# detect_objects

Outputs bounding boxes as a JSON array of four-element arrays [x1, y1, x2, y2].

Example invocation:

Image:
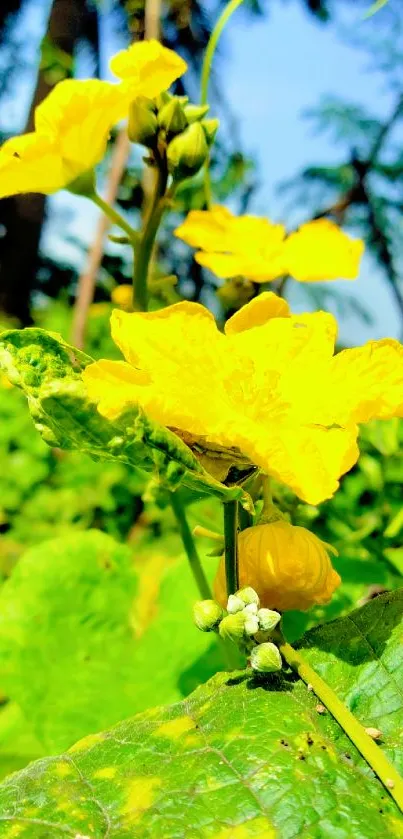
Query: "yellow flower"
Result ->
[[214, 521, 341, 612], [111, 284, 133, 311], [0, 41, 187, 199], [174, 206, 364, 283], [110, 39, 187, 99], [0, 80, 125, 198], [82, 292, 403, 505]]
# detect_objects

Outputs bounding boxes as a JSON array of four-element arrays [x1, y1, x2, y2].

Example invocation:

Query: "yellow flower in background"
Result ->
[[82, 291, 403, 505], [283, 219, 364, 281], [111, 284, 133, 311], [110, 39, 187, 99], [214, 522, 341, 611], [174, 206, 364, 283], [0, 41, 187, 200]]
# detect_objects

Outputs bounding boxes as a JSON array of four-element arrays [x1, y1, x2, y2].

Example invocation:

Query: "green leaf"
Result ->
[[296, 589, 403, 771], [0, 592, 402, 837], [0, 328, 253, 509], [0, 529, 224, 753]]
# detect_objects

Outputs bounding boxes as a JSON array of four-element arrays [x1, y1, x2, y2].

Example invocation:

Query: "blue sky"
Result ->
[[8, 0, 401, 345], [217, 1, 401, 344]]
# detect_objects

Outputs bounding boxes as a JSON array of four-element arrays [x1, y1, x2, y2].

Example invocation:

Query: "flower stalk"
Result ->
[[280, 639, 403, 812], [132, 151, 169, 312], [91, 192, 138, 244], [223, 500, 239, 596], [171, 492, 212, 600]]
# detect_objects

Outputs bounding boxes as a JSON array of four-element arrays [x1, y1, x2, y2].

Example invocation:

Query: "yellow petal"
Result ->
[[243, 420, 359, 505], [83, 360, 149, 420], [89, 304, 242, 443], [109, 40, 187, 98], [284, 219, 364, 282], [225, 292, 290, 335], [175, 206, 235, 251], [329, 339, 403, 423], [0, 133, 65, 197], [35, 79, 124, 178], [176, 206, 287, 282]]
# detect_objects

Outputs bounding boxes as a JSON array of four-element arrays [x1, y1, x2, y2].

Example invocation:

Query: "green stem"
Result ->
[[171, 492, 212, 600], [223, 501, 239, 596], [200, 0, 245, 208], [280, 640, 403, 812], [238, 504, 253, 532], [261, 475, 273, 515], [132, 156, 169, 312], [91, 193, 138, 244], [200, 0, 245, 106]]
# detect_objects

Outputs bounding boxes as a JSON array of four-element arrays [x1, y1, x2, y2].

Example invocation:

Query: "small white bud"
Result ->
[[257, 608, 281, 632], [244, 603, 258, 616], [236, 587, 260, 608], [227, 594, 245, 614], [244, 616, 260, 636], [251, 642, 282, 674]]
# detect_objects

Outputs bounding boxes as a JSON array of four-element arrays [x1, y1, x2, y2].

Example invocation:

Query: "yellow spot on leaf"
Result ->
[[154, 715, 196, 740], [3, 825, 24, 838], [212, 817, 276, 838], [224, 726, 243, 743], [121, 776, 161, 826], [53, 761, 73, 777], [93, 766, 117, 780], [68, 731, 105, 753]]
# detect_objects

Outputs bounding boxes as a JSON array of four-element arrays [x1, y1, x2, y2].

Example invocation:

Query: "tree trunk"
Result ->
[[0, 0, 85, 324]]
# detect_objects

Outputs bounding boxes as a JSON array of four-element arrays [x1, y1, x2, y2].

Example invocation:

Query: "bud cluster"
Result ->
[[128, 91, 219, 182], [193, 586, 282, 675]]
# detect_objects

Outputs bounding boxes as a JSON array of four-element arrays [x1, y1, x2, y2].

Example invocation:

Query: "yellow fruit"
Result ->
[[214, 521, 340, 612]]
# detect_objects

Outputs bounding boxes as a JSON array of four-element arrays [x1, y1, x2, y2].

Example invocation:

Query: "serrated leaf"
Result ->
[[0, 592, 402, 837], [0, 530, 224, 753], [0, 328, 253, 509]]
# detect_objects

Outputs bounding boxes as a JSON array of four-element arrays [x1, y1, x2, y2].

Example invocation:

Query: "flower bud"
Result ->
[[183, 103, 210, 123], [167, 122, 209, 181], [227, 594, 244, 614], [111, 284, 132, 311], [251, 642, 282, 674], [218, 611, 246, 644], [128, 97, 158, 147], [236, 587, 259, 608], [214, 521, 340, 612], [257, 608, 281, 632], [193, 599, 224, 632], [158, 98, 187, 136], [244, 615, 259, 636], [201, 118, 219, 145], [244, 602, 258, 616], [155, 91, 171, 110]]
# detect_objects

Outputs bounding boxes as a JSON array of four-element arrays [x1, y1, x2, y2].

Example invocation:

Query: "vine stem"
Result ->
[[200, 0, 245, 207], [132, 154, 169, 311], [280, 640, 403, 812], [223, 500, 239, 596], [171, 493, 212, 600]]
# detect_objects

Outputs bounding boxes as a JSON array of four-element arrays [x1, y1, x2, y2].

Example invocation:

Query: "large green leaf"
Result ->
[[0, 328, 253, 508], [0, 592, 402, 837], [0, 529, 224, 753]]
